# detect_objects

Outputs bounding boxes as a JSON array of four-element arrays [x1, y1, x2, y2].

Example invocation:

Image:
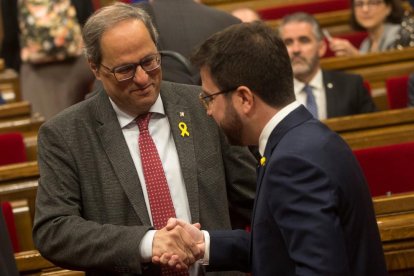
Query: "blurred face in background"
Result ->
[[279, 21, 326, 82], [353, 0, 391, 31]]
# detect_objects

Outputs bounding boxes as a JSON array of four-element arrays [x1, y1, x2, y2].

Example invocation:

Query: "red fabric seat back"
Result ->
[[353, 142, 414, 197], [386, 75, 409, 109], [0, 132, 27, 166], [324, 31, 368, 58], [363, 80, 372, 96], [257, 0, 349, 20], [1, 202, 20, 252]]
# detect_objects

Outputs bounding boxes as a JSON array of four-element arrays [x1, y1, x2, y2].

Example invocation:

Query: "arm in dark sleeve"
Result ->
[[208, 229, 250, 272]]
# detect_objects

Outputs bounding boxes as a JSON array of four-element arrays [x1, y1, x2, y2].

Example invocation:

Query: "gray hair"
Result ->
[[278, 12, 323, 42], [82, 2, 159, 66]]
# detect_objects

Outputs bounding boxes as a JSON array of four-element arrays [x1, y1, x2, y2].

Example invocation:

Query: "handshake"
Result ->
[[152, 218, 206, 271]]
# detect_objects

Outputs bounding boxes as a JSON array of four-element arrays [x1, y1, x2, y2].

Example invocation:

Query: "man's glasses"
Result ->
[[354, 0, 384, 9], [100, 53, 161, 82], [199, 87, 238, 109]]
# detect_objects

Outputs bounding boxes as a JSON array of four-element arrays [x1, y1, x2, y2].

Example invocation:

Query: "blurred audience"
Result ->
[[231, 7, 261, 22], [328, 0, 404, 56], [278, 12, 376, 119]]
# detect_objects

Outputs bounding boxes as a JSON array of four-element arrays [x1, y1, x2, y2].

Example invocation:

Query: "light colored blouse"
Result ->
[[359, 23, 401, 53]]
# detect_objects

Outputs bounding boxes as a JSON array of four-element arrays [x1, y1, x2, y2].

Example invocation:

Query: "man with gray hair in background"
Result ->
[[278, 12, 377, 119]]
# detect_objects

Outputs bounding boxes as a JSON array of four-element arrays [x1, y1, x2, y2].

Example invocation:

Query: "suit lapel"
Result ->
[[252, 106, 313, 221], [94, 91, 151, 225], [323, 70, 339, 118], [160, 82, 200, 223]]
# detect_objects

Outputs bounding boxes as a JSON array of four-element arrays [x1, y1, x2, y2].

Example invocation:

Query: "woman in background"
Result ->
[[328, 0, 404, 56]]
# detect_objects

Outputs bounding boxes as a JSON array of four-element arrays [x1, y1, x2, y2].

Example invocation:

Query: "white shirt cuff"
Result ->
[[139, 229, 156, 262], [198, 230, 210, 265]]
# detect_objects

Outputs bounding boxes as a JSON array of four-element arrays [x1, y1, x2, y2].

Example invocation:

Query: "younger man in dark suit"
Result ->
[[156, 21, 386, 275], [278, 12, 377, 119]]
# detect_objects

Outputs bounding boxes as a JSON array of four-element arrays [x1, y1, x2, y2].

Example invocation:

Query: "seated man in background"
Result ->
[[278, 12, 377, 119]]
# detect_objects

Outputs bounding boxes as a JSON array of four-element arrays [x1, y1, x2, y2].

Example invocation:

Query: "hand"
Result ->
[[153, 218, 205, 270], [152, 222, 202, 270], [328, 38, 360, 57]]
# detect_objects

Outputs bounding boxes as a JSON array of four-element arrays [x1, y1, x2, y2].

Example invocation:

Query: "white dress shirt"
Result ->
[[110, 95, 203, 274], [293, 69, 327, 120]]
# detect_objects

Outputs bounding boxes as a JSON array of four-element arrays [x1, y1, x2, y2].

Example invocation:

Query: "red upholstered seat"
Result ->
[[363, 80, 372, 96], [0, 132, 27, 166], [353, 142, 414, 197], [1, 202, 20, 252], [324, 31, 368, 58], [257, 0, 349, 20], [386, 75, 409, 109]]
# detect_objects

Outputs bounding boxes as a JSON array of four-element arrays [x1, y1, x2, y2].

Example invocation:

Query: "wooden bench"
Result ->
[[374, 192, 414, 273], [323, 108, 414, 150], [0, 115, 45, 137], [24, 134, 38, 162], [15, 250, 85, 275], [0, 101, 32, 122], [9, 199, 35, 251], [320, 47, 414, 110], [0, 68, 20, 102]]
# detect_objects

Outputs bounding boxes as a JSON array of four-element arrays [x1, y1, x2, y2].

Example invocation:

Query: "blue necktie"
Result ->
[[304, 85, 318, 119]]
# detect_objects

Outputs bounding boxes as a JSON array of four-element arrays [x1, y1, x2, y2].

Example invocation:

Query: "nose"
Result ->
[[206, 106, 213, 117], [290, 41, 301, 54], [133, 66, 149, 84]]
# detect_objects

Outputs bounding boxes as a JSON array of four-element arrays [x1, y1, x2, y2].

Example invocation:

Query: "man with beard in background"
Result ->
[[278, 12, 377, 119]]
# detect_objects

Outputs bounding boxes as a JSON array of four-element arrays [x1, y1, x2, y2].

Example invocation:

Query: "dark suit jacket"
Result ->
[[323, 70, 376, 118], [148, 0, 240, 84], [209, 106, 387, 275], [151, 0, 240, 58], [33, 81, 256, 276]]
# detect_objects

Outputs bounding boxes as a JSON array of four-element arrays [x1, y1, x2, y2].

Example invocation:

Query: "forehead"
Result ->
[[280, 21, 315, 39], [100, 19, 156, 62], [200, 66, 218, 91]]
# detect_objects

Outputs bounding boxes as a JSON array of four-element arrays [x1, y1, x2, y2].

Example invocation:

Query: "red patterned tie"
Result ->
[[136, 113, 190, 276]]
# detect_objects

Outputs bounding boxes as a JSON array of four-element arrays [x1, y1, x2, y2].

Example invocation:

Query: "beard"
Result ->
[[290, 54, 319, 80], [219, 102, 244, 146]]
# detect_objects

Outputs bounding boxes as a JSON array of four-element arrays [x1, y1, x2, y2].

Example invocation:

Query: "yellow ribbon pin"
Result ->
[[179, 122, 190, 137], [260, 157, 266, 166]]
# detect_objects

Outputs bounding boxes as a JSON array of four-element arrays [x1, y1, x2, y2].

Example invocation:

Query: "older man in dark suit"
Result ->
[[32, 3, 256, 276], [278, 12, 377, 119]]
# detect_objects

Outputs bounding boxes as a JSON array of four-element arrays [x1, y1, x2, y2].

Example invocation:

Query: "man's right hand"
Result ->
[[153, 218, 205, 270]]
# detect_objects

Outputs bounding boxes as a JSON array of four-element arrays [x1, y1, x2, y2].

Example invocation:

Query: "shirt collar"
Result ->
[[258, 100, 301, 156], [294, 69, 323, 96], [109, 94, 165, 128]]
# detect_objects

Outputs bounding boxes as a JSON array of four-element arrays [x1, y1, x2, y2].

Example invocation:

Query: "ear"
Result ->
[[233, 86, 255, 115], [318, 39, 327, 58], [89, 60, 101, 80]]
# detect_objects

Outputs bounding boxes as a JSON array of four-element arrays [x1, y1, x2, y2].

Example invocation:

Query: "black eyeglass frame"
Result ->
[[100, 53, 161, 82], [199, 87, 239, 109], [354, 0, 384, 8]]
